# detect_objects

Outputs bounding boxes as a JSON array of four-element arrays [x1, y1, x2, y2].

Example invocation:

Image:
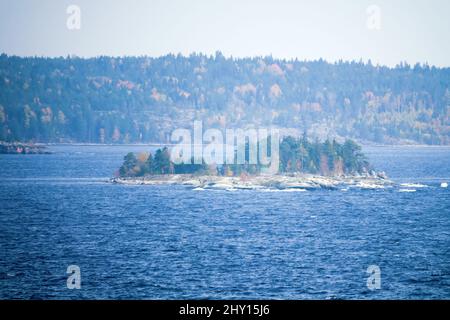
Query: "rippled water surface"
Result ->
[[0, 145, 449, 299]]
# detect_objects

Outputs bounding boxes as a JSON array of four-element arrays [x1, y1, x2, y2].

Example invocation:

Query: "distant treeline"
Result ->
[[118, 136, 370, 177], [1, 53, 449, 144]]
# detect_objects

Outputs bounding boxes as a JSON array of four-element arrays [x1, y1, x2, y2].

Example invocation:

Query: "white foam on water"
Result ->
[[441, 182, 448, 188], [210, 183, 233, 189], [400, 183, 428, 188], [399, 189, 416, 193], [260, 188, 307, 192], [355, 182, 386, 189], [193, 187, 205, 191], [233, 185, 264, 190]]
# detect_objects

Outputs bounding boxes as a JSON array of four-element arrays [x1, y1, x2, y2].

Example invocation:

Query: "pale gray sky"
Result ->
[[0, 0, 449, 67]]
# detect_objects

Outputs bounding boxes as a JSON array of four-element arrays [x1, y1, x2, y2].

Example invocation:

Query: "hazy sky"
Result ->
[[0, 0, 449, 67]]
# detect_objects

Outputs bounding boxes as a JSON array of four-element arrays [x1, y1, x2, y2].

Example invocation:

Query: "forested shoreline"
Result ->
[[118, 136, 373, 177], [1, 53, 449, 145]]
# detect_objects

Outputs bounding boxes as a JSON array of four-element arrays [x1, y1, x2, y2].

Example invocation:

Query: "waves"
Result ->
[[259, 188, 307, 192], [188, 181, 441, 193], [400, 183, 428, 188]]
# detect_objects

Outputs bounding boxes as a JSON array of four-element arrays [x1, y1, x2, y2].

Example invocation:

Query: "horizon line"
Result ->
[[1, 52, 448, 70]]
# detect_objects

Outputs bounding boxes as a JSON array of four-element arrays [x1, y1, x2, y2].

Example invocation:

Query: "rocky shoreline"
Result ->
[[110, 172, 392, 190], [0, 142, 50, 154]]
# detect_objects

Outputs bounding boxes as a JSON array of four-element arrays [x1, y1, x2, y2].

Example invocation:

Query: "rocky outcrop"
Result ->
[[111, 173, 392, 191], [0, 142, 50, 154]]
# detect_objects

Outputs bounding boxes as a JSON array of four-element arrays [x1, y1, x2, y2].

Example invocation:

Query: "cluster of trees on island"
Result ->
[[118, 136, 370, 177], [1, 53, 449, 145]]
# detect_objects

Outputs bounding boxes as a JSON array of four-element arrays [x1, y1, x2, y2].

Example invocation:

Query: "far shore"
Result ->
[[38, 142, 450, 148], [111, 173, 393, 191]]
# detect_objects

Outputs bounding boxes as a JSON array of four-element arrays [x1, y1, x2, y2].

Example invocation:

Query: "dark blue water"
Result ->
[[0, 145, 449, 299]]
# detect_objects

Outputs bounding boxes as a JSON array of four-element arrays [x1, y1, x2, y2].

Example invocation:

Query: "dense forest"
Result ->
[[0, 53, 449, 144], [118, 136, 370, 177]]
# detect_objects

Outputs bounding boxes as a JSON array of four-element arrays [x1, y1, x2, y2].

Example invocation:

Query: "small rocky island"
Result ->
[[112, 136, 390, 190], [0, 142, 50, 154]]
